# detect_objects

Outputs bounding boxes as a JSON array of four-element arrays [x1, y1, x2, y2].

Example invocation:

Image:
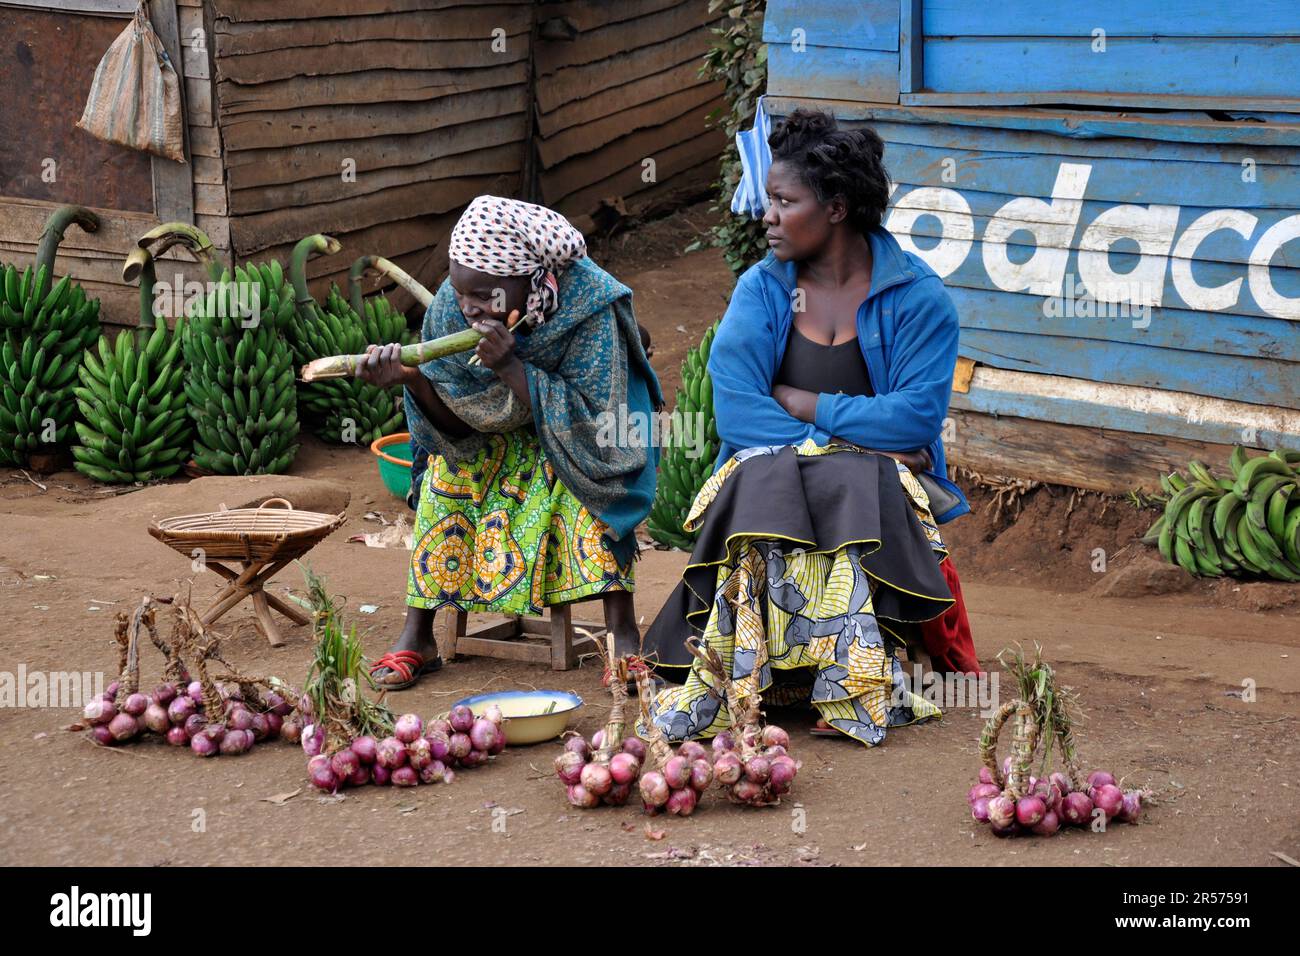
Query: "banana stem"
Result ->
[[348, 255, 380, 318], [35, 205, 100, 287], [135, 222, 222, 281], [300, 328, 482, 382], [290, 234, 342, 313], [123, 247, 159, 332]]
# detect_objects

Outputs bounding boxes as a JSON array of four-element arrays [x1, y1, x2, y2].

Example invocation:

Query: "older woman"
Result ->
[[359, 196, 661, 687], [642, 110, 978, 746]]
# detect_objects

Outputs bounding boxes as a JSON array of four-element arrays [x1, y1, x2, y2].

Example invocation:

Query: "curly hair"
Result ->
[[768, 109, 891, 233]]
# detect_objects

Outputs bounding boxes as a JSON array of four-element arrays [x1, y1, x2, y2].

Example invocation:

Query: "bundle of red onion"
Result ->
[[555, 653, 642, 808], [629, 668, 710, 815], [970, 646, 1151, 838], [307, 706, 506, 792]]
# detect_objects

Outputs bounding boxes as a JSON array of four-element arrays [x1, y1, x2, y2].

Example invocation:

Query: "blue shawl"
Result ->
[[404, 257, 663, 565]]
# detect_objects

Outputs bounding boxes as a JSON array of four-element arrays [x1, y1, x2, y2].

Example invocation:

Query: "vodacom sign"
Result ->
[[886, 162, 1300, 321]]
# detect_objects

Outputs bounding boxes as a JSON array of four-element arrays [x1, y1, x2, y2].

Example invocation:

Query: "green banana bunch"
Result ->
[[646, 320, 719, 551], [178, 232, 300, 476], [71, 248, 191, 483], [1143, 446, 1300, 581], [286, 241, 412, 446], [0, 206, 102, 466]]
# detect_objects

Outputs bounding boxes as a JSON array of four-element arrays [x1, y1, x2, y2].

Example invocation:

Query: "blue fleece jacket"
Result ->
[[707, 227, 970, 523]]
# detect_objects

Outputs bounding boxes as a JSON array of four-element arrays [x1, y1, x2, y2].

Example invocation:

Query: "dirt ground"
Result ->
[[1, 207, 1297, 868]]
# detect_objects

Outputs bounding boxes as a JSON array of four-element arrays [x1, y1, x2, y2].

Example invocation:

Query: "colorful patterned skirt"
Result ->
[[640, 440, 953, 747], [407, 429, 633, 615]]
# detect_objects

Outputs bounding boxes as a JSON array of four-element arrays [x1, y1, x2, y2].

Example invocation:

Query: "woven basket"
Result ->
[[147, 498, 346, 563]]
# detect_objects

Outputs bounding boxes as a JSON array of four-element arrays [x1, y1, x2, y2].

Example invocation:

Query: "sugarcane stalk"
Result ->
[[35, 205, 99, 284], [299, 327, 483, 381]]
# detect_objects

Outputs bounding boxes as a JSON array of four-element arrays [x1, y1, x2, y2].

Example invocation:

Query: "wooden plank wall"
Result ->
[[533, 0, 725, 231], [207, 0, 534, 301]]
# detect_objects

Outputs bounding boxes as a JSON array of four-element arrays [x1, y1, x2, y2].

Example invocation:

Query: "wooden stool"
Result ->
[[443, 599, 606, 671], [148, 498, 346, 647]]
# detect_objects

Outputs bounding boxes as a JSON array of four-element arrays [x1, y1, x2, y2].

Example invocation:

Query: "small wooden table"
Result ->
[[444, 601, 605, 671]]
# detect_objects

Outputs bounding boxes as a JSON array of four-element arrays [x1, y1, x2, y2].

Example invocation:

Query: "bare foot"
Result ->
[[603, 590, 641, 658], [371, 605, 441, 686]]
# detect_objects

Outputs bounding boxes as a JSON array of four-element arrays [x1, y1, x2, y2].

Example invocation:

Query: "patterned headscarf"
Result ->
[[448, 195, 587, 327]]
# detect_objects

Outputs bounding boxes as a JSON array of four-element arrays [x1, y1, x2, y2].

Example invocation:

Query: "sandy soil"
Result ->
[[1, 209, 1297, 868]]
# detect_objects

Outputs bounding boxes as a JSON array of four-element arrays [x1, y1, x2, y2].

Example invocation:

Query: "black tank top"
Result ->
[[775, 326, 874, 397]]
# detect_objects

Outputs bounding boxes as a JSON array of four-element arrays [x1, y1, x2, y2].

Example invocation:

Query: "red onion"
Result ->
[[990, 819, 1019, 838], [459, 749, 488, 768], [968, 783, 1001, 805], [376, 737, 408, 769], [486, 726, 506, 756], [447, 733, 472, 761], [249, 713, 269, 741], [484, 703, 504, 725], [347, 764, 370, 787], [1015, 795, 1046, 827], [580, 761, 613, 796], [301, 722, 324, 757], [639, 771, 669, 808], [763, 744, 788, 758], [555, 750, 586, 785], [469, 717, 497, 752], [266, 692, 292, 717], [220, 730, 251, 755], [395, 713, 424, 744], [987, 795, 1016, 829], [90, 725, 115, 746], [425, 731, 450, 763], [167, 696, 195, 725], [609, 752, 640, 786], [122, 693, 148, 717], [666, 787, 697, 816], [391, 766, 419, 787], [971, 797, 992, 823], [165, 726, 188, 747], [419, 760, 449, 785], [331, 749, 360, 779], [679, 741, 708, 763], [106, 680, 121, 698], [280, 718, 302, 744], [712, 731, 735, 753], [689, 758, 714, 792], [1092, 784, 1123, 820], [183, 713, 205, 740], [187, 681, 204, 703], [152, 684, 177, 707], [621, 737, 647, 762], [227, 707, 254, 732], [83, 698, 116, 726], [663, 755, 691, 790], [200, 723, 226, 745], [351, 735, 378, 765], [264, 712, 283, 739], [406, 737, 433, 771], [714, 752, 743, 785], [143, 703, 170, 734], [308, 755, 337, 791], [448, 705, 474, 734], [1087, 770, 1116, 790], [567, 784, 600, 808], [978, 766, 996, 786], [732, 778, 764, 804], [1116, 790, 1144, 824], [743, 755, 771, 784], [591, 729, 606, 750], [761, 725, 790, 749], [769, 755, 798, 794], [371, 764, 391, 786], [190, 734, 218, 757], [108, 713, 139, 741], [1061, 791, 1094, 826], [1030, 809, 1061, 836], [1049, 772, 1072, 795], [563, 735, 591, 759], [428, 718, 453, 737], [442, 767, 456, 785], [604, 782, 632, 806]]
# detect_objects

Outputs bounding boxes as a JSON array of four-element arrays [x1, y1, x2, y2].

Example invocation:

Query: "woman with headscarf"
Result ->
[[640, 110, 978, 747], [357, 196, 662, 688]]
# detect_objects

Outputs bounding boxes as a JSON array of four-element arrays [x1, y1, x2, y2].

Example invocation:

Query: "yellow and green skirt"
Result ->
[[407, 429, 633, 615], [640, 440, 953, 746]]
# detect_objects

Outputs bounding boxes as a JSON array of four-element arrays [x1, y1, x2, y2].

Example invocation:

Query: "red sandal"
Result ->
[[603, 655, 651, 690], [369, 649, 442, 690]]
